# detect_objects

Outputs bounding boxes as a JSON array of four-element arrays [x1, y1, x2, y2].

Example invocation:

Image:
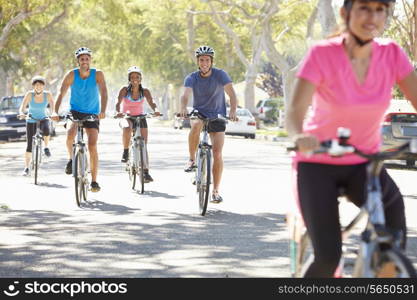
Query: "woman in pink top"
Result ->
[[115, 66, 160, 182], [286, 0, 417, 277]]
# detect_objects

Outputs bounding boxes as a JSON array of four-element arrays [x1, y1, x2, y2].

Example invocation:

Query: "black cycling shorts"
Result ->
[[70, 110, 100, 131], [207, 119, 226, 133], [128, 117, 148, 129], [26, 120, 50, 152]]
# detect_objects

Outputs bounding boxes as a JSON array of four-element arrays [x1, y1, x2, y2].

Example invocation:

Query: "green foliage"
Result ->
[[0, 0, 328, 99]]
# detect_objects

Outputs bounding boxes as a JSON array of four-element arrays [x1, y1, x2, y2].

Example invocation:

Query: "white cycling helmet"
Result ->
[[31, 75, 46, 85], [75, 47, 92, 58], [195, 45, 215, 58], [127, 66, 142, 76]]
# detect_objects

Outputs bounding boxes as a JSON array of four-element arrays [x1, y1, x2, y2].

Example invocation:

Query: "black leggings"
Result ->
[[297, 162, 406, 278], [26, 120, 50, 152]]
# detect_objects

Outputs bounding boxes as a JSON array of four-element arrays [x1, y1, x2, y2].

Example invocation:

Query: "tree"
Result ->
[[390, 0, 417, 62]]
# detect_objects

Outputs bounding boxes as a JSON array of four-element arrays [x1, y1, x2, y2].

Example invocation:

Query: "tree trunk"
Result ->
[[414, 0, 417, 61], [317, 0, 337, 38], [0, 67, 7, 98]]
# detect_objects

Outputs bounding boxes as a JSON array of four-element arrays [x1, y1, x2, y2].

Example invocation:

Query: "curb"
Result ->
[[256, 134, 289, 144]]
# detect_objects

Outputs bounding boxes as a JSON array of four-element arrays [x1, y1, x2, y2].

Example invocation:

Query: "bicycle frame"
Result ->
[[196, 119, 212, 187], [72, 119, 88, 178], [288, 128, 416, 277], [130, 116, 148, 171]]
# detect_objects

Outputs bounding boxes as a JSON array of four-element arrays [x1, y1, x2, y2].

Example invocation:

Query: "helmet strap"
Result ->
[[351, 32, 373, 47]]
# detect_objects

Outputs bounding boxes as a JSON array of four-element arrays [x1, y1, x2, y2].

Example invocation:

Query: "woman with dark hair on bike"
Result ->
[[286, 0, 417, 277], [115, 66, 160, 183], [18, 76, 54, 176]]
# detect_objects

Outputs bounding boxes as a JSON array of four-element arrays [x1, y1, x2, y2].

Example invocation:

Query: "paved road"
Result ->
[[0, 119, 416, 277]]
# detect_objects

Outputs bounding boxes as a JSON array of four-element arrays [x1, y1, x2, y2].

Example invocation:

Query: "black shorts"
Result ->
[[207, 119, 226, 133], [70, 110, 100, 131], [128, 117, 148, 129], [26, 120, 50, 152]]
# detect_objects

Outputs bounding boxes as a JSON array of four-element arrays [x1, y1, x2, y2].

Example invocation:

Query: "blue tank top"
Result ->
[[70, 68, 100, 114], [27, 92, 48, 123]]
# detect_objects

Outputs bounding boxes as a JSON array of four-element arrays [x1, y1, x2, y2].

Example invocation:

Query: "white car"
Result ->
[[226, 108, 256, 139]]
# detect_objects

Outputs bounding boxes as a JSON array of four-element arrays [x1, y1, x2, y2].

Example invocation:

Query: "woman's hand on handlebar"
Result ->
[[292, 133, 320, 153]]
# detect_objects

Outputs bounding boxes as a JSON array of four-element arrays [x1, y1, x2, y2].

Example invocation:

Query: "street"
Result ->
[[0, 119, 416, 277]]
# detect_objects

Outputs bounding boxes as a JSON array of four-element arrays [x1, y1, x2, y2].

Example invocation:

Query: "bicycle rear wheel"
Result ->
[[198, 150, 211, 216], [374, 248, 417, 278]]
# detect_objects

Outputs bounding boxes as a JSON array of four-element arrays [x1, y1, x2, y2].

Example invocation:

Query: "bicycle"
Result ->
[[116, 113, 161, 194], [185, 110, 228, 216], [287, 127, 417, 278], [62, 113, 98, 207], [19, 114, 50, 185]]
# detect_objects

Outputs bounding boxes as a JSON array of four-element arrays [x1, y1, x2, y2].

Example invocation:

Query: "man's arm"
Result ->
[[53, 71, 73, 119], [180, 87, 192, 117], [96, 70, 108, 119], [224, 83, 238, 121]]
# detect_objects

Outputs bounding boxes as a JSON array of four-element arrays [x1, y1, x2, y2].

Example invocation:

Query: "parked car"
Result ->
[[0, 95, 26, 141], [173, 107, 192, 129], [226, 108, 256, 139], [381, 110, 417, 166], [256, 98, 280, 122]]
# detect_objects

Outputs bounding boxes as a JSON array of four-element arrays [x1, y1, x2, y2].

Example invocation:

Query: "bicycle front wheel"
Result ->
[[33, 141, 39, 185], [129, 145, 136, 190], [138, 142, 145, 194], [74, 152, 87, 207], [374, 248, 417, 278], [198, 150, 211, 216]]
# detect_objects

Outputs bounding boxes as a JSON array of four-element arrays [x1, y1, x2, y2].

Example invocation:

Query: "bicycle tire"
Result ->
[[138, 141, 145, 194], [74, 152, 87, 207], [374, 248, 417, 278], [129, 145, 136, 190], [198, 150, 211, 216], [34, 141, 39, 185], [81, 152, 88, 201]]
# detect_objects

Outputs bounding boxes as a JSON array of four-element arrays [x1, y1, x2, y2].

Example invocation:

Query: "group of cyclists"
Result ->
[[15, 0, 417, 277], [18, 43, 238, 201]]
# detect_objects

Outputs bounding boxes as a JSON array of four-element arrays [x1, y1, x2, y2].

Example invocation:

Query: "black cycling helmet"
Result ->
[[343, 0, 395, 7]]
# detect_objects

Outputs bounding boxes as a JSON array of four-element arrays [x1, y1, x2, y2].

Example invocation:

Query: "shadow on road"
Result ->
[[80, 200, 141, 215], [0, 209, 289, 277]]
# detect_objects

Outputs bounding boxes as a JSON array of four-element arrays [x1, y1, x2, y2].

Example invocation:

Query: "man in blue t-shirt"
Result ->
[[180, 45, 238, 203], [53, 47, 108, 192]]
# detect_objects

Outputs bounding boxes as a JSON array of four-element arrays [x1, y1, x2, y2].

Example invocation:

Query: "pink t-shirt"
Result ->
[[295, 35, 414, 165], [121, 92, 145, 115]]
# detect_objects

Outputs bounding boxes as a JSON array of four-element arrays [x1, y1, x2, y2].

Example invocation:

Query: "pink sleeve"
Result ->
[[296, 46, 323, 86], [393, 44, 414, 83]]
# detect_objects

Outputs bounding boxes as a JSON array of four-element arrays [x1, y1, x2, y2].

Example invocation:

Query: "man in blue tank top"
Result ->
[[53, 47, 108, 192], [180, 45, 238, 203]]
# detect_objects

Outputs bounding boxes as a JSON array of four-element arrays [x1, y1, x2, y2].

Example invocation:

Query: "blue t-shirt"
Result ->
[[184, 67, 232, 118]]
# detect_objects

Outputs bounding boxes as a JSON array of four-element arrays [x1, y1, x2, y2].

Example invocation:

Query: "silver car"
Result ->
[[381, 111, 417, 166]]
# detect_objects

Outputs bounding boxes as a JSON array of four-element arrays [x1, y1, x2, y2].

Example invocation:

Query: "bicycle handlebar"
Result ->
[[113, 112, 163, 119], [18, 113, 50, 122], [287, 127, 417, 162], [60, 113, 98, 123]]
